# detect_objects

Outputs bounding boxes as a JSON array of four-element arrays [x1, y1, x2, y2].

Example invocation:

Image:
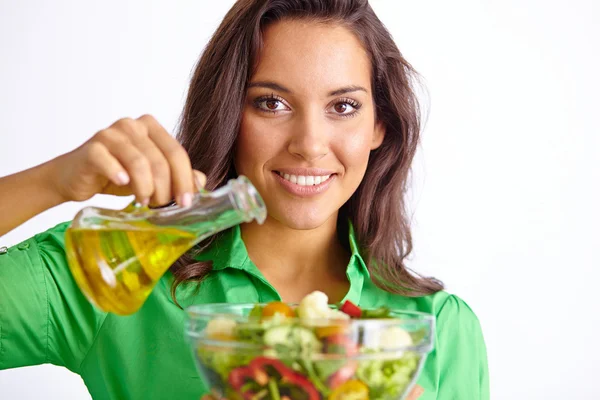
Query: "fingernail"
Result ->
[[180, 192, 192, 207], [116, 171, 130, 185], [140, 197, 150, 206]]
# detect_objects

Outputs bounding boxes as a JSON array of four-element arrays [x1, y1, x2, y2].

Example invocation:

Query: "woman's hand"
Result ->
[[0, 114, 206, 236], [406, 384, 425, 399], [51, 114, 205, 207]]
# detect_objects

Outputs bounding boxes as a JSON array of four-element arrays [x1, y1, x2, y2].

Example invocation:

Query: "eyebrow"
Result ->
[[247, 81, 368, 96], [328, 85, 368, 96], [247, 81, 291, 93]]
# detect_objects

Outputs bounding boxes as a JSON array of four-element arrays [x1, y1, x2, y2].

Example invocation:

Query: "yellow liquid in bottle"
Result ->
[[65, 222, 197, 315]]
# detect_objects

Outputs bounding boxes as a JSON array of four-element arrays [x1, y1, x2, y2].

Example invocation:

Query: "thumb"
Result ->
[[193, 170, 207, 192], [406, 384, 424, 400]]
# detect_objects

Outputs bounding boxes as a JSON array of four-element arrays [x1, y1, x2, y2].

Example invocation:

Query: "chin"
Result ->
[[271, 209, 335, 231]]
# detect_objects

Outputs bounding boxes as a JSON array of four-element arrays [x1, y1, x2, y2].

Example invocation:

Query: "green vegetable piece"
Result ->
[[251, 388, 268, 400], [314, 359, 345, 382], [263, 325, 322, 358], [249, 304, 263, 319], [360, 306, 391, 319], [197, 348, 254, 382], [299, 358, 331, 396], [356, 350, 421, 399], [235, 322, 266, 343], [267, 378, 281, 400]]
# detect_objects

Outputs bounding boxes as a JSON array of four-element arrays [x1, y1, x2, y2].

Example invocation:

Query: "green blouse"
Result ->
[[0, 221, 489, 399]]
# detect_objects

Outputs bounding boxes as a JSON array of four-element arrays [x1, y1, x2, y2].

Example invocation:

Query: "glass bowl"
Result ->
[[185, 303, 435, 400]]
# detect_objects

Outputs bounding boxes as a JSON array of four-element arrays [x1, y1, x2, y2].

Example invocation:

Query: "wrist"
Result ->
[[31, 158, 69, 208]]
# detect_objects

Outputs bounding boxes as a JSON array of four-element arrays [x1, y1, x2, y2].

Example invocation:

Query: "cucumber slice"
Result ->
[[263, 325, 321, 353]]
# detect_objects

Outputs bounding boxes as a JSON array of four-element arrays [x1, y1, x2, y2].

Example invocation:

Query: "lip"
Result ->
[[274, 167, 336, 176], [272, 171, 336, 197]]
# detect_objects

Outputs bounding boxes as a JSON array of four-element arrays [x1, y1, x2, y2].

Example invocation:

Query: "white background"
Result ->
[[1, 0, 598, 399]]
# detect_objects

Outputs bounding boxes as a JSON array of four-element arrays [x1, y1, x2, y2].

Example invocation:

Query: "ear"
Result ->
[[370, 121, 386, 150]]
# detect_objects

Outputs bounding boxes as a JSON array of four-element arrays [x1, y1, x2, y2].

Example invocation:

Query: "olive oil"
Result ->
[[65, 176, 266, 315], [66, 223, 196, 315]]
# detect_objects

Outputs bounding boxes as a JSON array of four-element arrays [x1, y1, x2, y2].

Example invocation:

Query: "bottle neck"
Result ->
[[148, 176, 266, 238]]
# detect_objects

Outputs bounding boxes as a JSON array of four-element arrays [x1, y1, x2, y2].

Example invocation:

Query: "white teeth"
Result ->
[[278, 172, 331, 186]]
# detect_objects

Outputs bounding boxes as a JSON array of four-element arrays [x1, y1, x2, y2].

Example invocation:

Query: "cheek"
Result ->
[[235, 112, 279, 175], [335, 128, 375, 173]]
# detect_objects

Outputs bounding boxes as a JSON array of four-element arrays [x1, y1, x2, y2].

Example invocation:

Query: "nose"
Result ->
[[287, 110, 329, 162]]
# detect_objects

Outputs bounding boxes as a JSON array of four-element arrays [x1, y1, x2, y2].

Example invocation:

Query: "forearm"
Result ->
[[0, 160, 65, 237]]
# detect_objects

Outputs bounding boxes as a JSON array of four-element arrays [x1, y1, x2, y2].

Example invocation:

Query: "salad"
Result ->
[[189, 291, 431, 400]]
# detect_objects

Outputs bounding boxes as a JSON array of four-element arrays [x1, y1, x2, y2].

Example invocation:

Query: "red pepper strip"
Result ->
[[250, 357, 320, 400], [228, 366, 259, 400], [340, 300, 362, 318]]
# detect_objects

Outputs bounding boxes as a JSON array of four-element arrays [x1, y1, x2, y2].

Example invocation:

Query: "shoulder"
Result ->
[[411, 291, 483, 337], [367, 288, 490, 397], [364, 276, 478, 315], [0, 221, 71, 265], [361, 280, 452, 315], [432, 293, 484, 342], [4, 221, 72, 255], [34, 220, 71, 243], [21, 221, 72, 262], [429, 294, 489, 398], [434, 293, 482, 326], [364, 285, 484, 337]]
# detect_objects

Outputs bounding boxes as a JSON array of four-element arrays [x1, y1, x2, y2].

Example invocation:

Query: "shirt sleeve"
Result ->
[[0, 222, 106, 374], [435, 294, 490, 400]]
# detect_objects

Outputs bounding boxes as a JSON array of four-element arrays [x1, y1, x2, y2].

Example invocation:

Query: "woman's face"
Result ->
[[235, 20, 384, 230]]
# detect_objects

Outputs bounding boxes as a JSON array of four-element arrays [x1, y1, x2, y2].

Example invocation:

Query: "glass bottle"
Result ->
[[65, 176, 266, 315]]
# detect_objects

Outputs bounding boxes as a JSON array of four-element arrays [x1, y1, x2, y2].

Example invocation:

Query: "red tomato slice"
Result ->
[[340, 300, 362, 318]]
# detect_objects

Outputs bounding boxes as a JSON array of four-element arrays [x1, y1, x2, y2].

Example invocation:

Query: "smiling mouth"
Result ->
[[274, 171, 335, 186]]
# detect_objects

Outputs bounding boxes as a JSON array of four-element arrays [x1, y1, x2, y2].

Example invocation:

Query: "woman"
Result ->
[[0, 0, 489, 399]]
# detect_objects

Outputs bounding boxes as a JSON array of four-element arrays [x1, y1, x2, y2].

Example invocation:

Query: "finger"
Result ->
[[193, 170, 207, 192], [98, 128, 154, 204], [112, 118, 172, 205], [406, 384, 424, 400], [126, 128, 173, 206], [85, 142, 130, 188], [138, 114, 194, 206]]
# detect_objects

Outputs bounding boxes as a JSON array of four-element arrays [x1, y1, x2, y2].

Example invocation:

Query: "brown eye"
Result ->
[[254, 97, 288, 113], [334, 103, 349, 114], [265, 99, 280, 110], [329, 100, 360, 117]]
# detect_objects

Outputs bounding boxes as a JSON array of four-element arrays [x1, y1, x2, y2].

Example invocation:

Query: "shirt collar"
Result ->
[[193, 221, 370, 304], [343, 221, 369, 304], [193, 227, 252, 271]]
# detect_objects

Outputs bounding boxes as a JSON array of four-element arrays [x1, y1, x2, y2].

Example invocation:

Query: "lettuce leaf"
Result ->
[[356, 351, 420, 399]]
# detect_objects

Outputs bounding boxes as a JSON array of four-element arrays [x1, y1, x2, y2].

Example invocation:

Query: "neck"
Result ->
[[240, 214, 351, 301]]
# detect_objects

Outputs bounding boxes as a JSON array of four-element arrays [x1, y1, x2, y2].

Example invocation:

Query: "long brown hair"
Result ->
[[171, 0, 443, 300]]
